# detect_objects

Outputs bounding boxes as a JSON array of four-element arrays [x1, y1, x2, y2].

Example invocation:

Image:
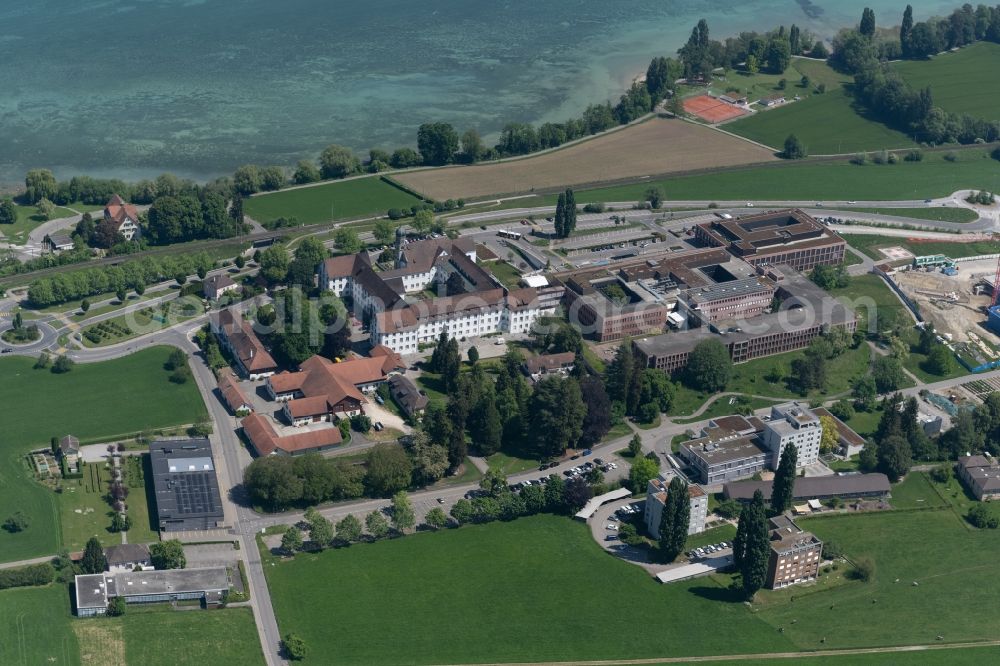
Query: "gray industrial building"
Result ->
[[75, 567, 230, 616], [150, 438, 225, 532]]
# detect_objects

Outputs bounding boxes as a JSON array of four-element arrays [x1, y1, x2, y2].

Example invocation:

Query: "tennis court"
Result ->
[[683, 94, 748, 123]]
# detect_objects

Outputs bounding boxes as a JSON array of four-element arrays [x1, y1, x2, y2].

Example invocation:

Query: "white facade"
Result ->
[[761, 402, 822, 468], [644, 475, 709, 537]]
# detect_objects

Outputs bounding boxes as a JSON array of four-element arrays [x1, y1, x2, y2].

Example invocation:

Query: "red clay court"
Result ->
[[683, 94, 748, 123]]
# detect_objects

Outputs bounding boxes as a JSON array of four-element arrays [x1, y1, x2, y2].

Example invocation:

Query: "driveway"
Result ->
[[588, 499, 662, 574]]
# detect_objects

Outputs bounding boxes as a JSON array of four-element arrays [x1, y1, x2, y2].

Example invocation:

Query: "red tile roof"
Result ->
[[369, 344, 405, 374], [217, 371, 252, 414], [212, 309, 277, 373], [285, 395, 330, 419], [241, 413, 342, 456], [104, 194, 140, 227]]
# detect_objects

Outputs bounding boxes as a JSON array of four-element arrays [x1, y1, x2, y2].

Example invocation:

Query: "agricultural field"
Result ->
[[0, 347, 206, 562], [894, 41, 1000, 120], [395, 117, 777, 200], [572, 149, 1000, 204], [243, 176, 422, 225], [73, 607, 264, 666], [0, 585, 79, 666], [841, 234, 1000, 261]]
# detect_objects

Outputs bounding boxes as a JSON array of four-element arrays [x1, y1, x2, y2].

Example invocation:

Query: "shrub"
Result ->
[[904, 149, 924, 162], [582, 203, 605, 213], [822, 540, 843, 560], [967, 503, 999, 529], [0, 563, 55, 590], [107, 596, 127, 616], [853, 556, 875, 582], [284, 634, 307, 661], [943, 151, 958, 162]]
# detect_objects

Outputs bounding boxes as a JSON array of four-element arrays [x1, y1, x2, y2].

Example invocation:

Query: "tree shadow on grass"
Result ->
[[688, 582, 746, 604]]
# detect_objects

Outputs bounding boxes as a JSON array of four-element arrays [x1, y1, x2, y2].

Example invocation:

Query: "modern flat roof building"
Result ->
[[74, 567, 230, 616], [634, 265, 857, 374], [149, 439, 225, 532], [693, 209, 846, 272]]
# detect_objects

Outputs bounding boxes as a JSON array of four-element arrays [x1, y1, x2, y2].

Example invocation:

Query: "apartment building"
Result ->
[[644, 475, 709, 537], [760, 401, 822, 467], [678, 415, 770, 485], [766, 515, 823, 589]]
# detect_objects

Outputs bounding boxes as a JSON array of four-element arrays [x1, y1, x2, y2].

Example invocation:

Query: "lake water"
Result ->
[[0, 0, 954, 186]]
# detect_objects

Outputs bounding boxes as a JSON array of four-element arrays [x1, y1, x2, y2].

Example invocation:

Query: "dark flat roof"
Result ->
[[150, 439, 225, 529]]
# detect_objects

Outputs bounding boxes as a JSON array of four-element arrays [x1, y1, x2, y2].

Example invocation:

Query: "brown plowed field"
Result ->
[[394, 117, 777, 200]]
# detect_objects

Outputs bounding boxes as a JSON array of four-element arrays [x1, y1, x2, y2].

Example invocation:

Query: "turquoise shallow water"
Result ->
[[0, 0, 953, 185]]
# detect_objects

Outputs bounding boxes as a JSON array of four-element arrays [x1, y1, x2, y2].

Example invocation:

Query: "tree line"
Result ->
[[26, 251, 216, 307]]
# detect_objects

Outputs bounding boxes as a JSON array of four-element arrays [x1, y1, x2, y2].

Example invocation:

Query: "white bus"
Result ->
[[497, 229, 522, 240]]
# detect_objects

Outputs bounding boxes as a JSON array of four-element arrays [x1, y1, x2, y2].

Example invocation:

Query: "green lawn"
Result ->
[[573, 150, 1000, 203], [670, 343, 871, 418], [0, 347, 207, 562], [244, 176, 422, 225], [757, 507, 1000, 649], [0, 202, 97, 245], [684, 523, 736, 550], [727, 87, 917, 155], [662, 646, 1000, 665], [840, 206, 978, 223], [486, 450, 539, 475], [842, 233, 1000, 261], [894, 42, 1000, 120], [106, 607, 264, 665], [264, 515, 792, 665], [826, 273, 910, 337], [0, 585, 79, 666], [485, 259, 523, 288], [265, 510, 1000, 664]]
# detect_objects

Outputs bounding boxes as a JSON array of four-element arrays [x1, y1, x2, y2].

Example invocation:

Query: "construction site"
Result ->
[[887, 253, 1000, 372]]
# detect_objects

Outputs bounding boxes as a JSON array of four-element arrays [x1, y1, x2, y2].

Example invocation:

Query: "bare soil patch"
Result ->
[[395, 117, 777, 200]]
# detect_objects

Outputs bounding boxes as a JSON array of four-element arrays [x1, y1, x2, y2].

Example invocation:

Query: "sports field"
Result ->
[[395, 117, 777, 200], [0, 346, 207, 562], [684, 94, 748, 123], [572, 149, 1000, 203], [895, 42, 1000, 120], [244, 176, 423, 225]]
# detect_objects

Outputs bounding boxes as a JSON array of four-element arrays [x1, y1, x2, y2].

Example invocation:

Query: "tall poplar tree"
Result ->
[[739, 490, 770, 599], [658, 476, 691, 562], [770, 444, 798, 515]]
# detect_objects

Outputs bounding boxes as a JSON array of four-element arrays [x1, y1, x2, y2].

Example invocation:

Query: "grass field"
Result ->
[[572, 149, 1000, 204], [72, 607, 264, 666], [842, 233, 1000, 261], [395, 117, 777, 200], [264, 509, 1000, 664], [758, 506, 1000, 649], [727, 87, 917, 155], [895, 42, 1000, 120], [244, 176, 422, 225], [264, 515, 792, 665], [670, 342, 872, 417], [0, 347, 207, 562], [840, 206, 979, 223], [0, 585, 79, 666]]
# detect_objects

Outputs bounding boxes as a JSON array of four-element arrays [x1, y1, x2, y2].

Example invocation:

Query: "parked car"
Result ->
[[582, 449, 592, 456], [594, 458, 604, 465], [373, 421, 384, 431], [436, 497, 445, 504], [606, 523, 618, 531]]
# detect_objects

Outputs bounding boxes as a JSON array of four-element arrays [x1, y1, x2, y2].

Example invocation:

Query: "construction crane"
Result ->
[[993, 254, 1000, 307]]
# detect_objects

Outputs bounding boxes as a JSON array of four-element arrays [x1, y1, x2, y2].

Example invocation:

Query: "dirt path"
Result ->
[[431, 640, 1000, 666]]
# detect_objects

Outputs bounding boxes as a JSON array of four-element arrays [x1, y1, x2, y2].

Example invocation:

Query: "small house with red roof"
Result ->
[[103, 194, 141, 241]]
